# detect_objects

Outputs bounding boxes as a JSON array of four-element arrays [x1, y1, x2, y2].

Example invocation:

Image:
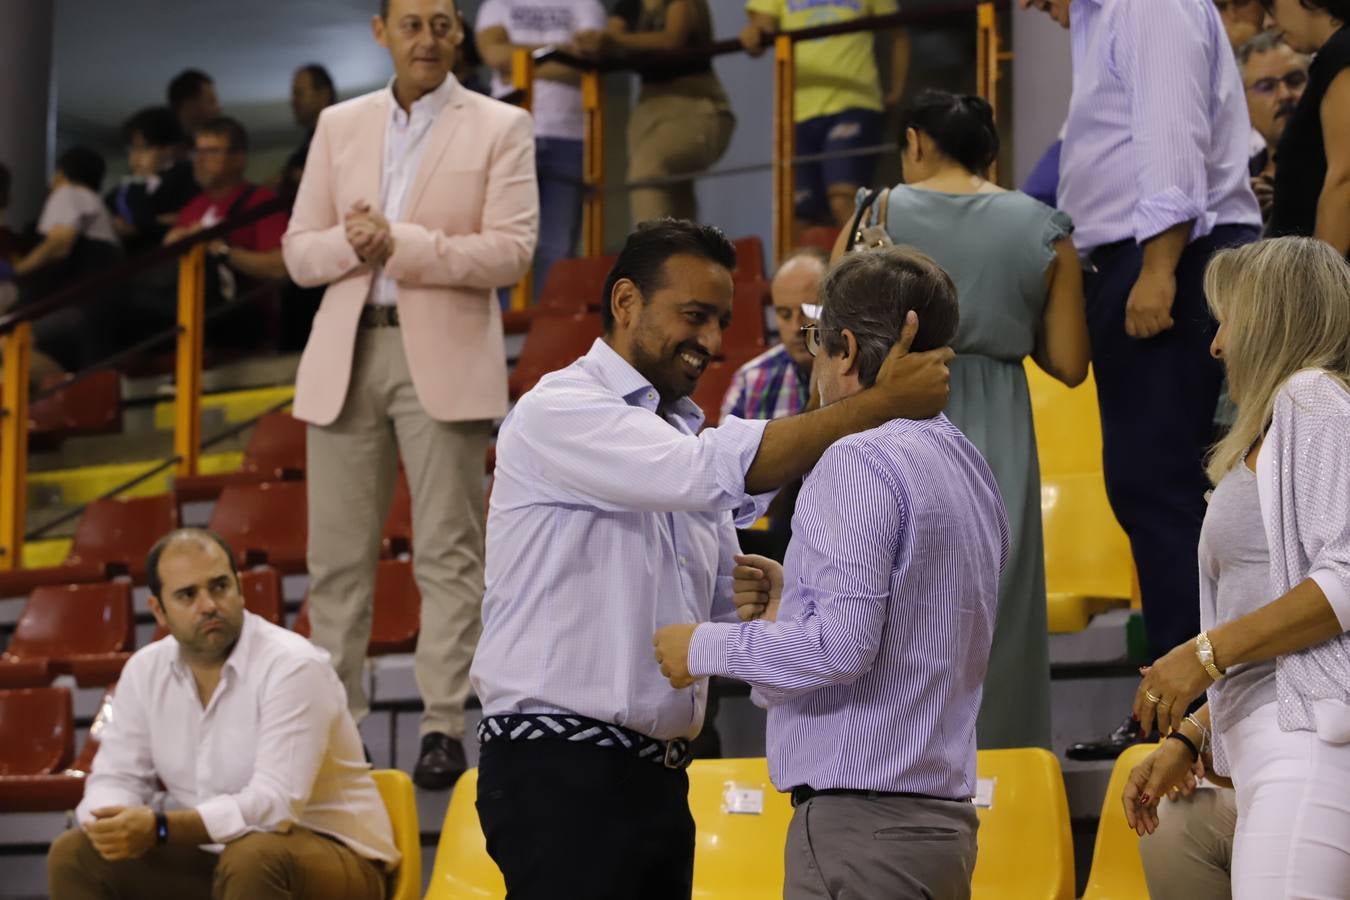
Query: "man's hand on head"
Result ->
[[653, 624, 700, 689], [85, 806, 157, 861], [871, 311, 954, 420]]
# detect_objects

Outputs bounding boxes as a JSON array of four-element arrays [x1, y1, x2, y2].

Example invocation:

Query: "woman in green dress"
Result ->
[[835, 91, 1090, 749]]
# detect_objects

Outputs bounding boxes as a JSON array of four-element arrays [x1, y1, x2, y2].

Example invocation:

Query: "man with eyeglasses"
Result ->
[[283, 0, 537, 791], [654, 246, 1008, 900], [1239, 30, 1310, 223]]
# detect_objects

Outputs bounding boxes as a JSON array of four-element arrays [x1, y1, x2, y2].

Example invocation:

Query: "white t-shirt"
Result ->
[[476, 0, 607, 141], [38, 184, 119, 247]]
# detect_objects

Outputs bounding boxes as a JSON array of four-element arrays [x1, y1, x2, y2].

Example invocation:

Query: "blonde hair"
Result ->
[[1205, 237, 1350, 483]]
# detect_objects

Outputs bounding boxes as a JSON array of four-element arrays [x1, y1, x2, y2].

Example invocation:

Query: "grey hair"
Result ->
[[1237, 29, 1304, 65], [818, 246, 959, 387]]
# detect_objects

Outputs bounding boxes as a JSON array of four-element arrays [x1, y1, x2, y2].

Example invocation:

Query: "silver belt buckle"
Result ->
[[663, 738, 692, 770]]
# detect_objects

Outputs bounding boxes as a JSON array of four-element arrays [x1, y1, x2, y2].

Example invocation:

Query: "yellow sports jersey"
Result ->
[[746, 0, 899, 121]]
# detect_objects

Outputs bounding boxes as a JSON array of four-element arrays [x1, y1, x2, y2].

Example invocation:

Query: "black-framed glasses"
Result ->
[[1247, 70, 1308, 96]]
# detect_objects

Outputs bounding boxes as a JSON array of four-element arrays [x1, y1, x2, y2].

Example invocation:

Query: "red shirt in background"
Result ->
[[175, 183, 288, 252]]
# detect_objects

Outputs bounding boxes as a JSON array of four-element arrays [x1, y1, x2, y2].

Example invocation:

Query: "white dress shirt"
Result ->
[[471, 339, 772, 741], [369, 75, 458, 306], [77, 612, 400, 866]]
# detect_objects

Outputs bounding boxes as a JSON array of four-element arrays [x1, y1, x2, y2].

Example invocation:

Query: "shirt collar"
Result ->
[[168, 609, 254, 683], [386, 74, 459, 126], [583, 338, 705, 430]]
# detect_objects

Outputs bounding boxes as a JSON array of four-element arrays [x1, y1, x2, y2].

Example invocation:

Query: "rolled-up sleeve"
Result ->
[[76, 666, 158, 826], [1118, 0, 1215, 242], [505, 377, 770, 517], [195, 660, 341, 844]]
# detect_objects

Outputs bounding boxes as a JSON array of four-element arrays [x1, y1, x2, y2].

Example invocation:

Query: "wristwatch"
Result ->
[[1195, 632, 1225, 681], [155, 812, 169, 845]]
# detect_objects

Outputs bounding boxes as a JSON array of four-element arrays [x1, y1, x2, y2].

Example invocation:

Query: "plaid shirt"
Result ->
[[720, 344, 811, 423]]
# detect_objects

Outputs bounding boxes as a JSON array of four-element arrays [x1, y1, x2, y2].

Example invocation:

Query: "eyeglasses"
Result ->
[[1247, 70, 1308, 96], [800, 323, 825, 358]]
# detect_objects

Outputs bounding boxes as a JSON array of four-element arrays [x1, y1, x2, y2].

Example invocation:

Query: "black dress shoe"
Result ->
[[1065, 716, 1158, 761], [413, 732, 467, 790]]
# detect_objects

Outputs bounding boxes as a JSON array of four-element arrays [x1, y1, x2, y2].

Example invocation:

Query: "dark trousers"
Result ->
[[1085, 223, 1260, 658], [476, 737, 695, 900]]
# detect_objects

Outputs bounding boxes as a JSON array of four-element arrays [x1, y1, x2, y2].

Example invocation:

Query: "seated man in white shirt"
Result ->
[[46, 528, 399, 900]]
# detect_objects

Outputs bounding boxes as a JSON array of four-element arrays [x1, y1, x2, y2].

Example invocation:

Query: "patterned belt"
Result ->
[[358, 305, 400, 328], [477, 713, 693, 770]]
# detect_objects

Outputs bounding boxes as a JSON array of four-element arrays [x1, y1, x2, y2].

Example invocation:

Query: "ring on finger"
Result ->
[[1144, 690, 1161, 704]]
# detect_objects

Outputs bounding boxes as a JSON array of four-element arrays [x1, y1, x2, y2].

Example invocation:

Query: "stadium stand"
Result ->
[[0, 583, 134, 688]]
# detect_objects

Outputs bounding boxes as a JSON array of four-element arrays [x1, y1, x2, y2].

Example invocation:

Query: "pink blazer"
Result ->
[[283, 79, 537, 425]]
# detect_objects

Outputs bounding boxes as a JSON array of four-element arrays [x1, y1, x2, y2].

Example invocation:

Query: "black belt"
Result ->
[[358, 305, 400, 328], [1087, 237, 1136, 270], [478, 714, 693, 770], [790, 786, 970, 807]]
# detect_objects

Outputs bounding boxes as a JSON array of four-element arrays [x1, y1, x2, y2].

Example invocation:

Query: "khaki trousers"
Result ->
[[627, 89, 735, 224], [1139, 786, 1237, 900], [47, 827, 386, 900], [784, 794, 979, 900], [306, 327, 490, 738]]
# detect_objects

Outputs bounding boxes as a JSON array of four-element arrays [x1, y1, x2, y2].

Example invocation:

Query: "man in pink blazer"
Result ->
[[282, 0, 537, 790]]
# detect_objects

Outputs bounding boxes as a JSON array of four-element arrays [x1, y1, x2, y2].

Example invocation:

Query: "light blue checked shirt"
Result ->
[[1059, 0, 1260, 251], [472, 339, 773, 741]]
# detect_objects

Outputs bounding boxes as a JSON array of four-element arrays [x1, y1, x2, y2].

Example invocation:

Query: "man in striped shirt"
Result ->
[[655, 247, 1009, 900]]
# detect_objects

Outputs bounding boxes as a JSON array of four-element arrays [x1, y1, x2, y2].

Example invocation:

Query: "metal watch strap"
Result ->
[[1195, 632, 1225, 681]]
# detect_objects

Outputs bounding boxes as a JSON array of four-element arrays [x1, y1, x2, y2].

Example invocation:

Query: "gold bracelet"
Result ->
[[1195, 632, 1226, 681]]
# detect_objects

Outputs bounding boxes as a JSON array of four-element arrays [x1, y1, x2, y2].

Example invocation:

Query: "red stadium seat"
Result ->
[[0, 494, 179, 596], [732, 236, 766, 283], [29, 370, 122, 442], [538, 254, 617, 314], [292, 558, 420, 655], [175, 412, 306, 501], [209, 482, 308, 573], [797, 225, 842, 255], [722, 279, 769, 358], [508, 311, 603, 400], [0, 687, 74, 780], [0, 685, 112, 812], [690, 348, 764, 430], [0, 583, 135, 688], [148, 567, 285, 641]]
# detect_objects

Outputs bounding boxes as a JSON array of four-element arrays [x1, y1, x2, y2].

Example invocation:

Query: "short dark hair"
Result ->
[[1257, 0, 1350, 18], [819, 246, 959, 388], [122, 106, 186, 149], [145, 528, 240, 601], [56, 145, 107, 191], [899, 90, 1000, 176], [167, 69, 214, 111], [297, 63, 336, 99], [600, 218, 738, 332], [196, 116, 249, 153]]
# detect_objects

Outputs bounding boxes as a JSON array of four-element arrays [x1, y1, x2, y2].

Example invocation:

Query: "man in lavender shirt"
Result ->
[[655, 247, 1009, 900], [1020, 0, 1262, 758]]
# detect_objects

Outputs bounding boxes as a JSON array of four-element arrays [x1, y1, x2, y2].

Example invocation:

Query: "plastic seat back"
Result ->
[[688, 757, 793, 898], [240, 412, 306, 479], [0, 687, 75, 776], [209, 482, 308, 570], [293, 559, 419, 655], [371, 769, 422, 900], [721, 279, 768, 359], [538, 254, 616, 314], [65, 494, 179, 579], [732, 236, 766, 283], [427, 767, 505, 898], [1081, 743, 1155, 899], [5, 583, 135, 662], [508, 311, 603, 399], [971, 748, 1075, 900]]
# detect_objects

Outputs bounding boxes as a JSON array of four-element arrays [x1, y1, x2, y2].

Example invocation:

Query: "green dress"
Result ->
[[873, 185, 1073, 750]]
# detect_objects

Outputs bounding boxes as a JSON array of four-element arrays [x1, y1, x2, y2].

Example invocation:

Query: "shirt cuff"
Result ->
[[689, 623, 737, 679], [1310, 568, 1350, 631], [710, 415, 772, 524], [196, 795, 249, 844], [1131, 187, 1212, 244], [75, 788, 146, 827]]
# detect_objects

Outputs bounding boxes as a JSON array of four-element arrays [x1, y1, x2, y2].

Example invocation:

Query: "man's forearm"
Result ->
[[745, 389, 888, 494], [167, 809, 212, 846], [1139, 221, 1193, 275]]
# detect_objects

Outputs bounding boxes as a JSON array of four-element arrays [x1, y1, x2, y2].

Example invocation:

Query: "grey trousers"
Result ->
[[785, 793, 980, 900], [305, 328, 491, 738], [1139, 787, 1238, 900]]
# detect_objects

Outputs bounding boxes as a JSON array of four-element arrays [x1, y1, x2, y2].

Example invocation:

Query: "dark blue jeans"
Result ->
[[535, 137, 585, 297], [1085, 223, 1261, 659]]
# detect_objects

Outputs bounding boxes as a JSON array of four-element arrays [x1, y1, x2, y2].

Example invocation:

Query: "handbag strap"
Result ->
[[847, 187, 891, 251]]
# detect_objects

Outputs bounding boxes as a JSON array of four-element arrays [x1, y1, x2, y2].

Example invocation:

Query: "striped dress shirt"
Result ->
[[471, 339, 772, 742], [1059, 0, 1260, 251], [688, 416, 1009, 798]]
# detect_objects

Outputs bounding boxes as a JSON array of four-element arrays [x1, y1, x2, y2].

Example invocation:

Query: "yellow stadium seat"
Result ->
[[971, 748, 1074, 900], [370, 769, 423, 900], [1025, 362, 1136, 632], [426, 768, 504, 899], [1080, 743, 1157, 900], [688, 757, 794, 898]]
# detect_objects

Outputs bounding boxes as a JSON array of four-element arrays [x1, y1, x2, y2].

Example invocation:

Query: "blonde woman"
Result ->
[[1121, 236, 1350, 898]]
